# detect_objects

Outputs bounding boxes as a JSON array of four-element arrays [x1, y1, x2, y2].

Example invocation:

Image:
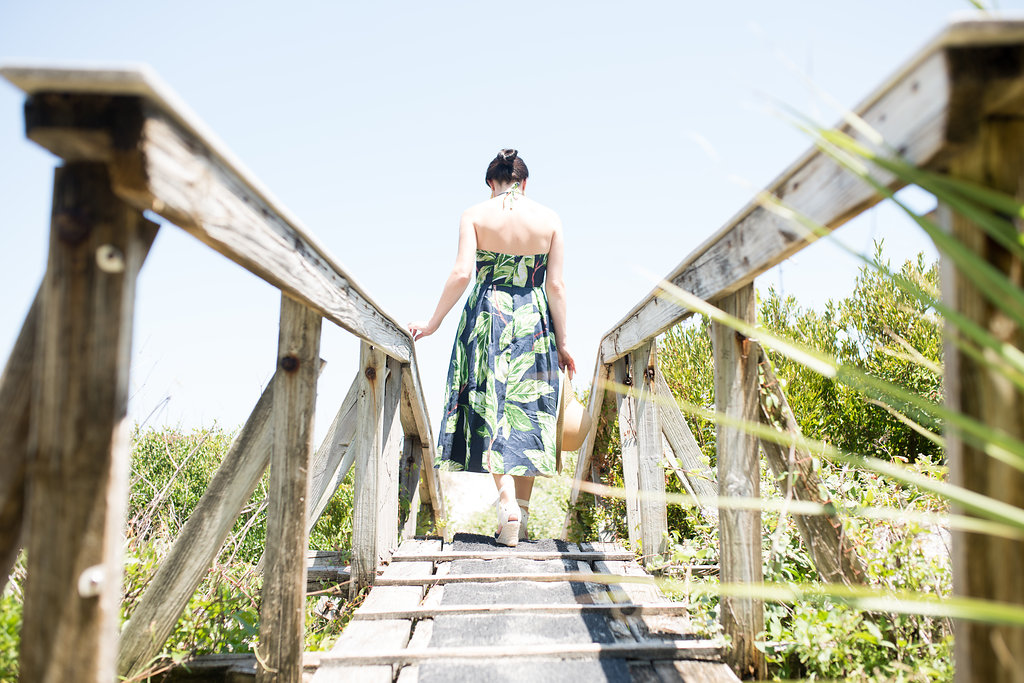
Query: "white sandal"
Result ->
[[496, 498, 521, 547], [517, 499, 530, 541]]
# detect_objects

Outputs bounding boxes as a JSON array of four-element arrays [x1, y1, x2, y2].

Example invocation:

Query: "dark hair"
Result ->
[[485, 148, 529, 187]]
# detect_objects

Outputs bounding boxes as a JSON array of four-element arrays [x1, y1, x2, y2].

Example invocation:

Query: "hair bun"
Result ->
[[498, 148, 518, 165]]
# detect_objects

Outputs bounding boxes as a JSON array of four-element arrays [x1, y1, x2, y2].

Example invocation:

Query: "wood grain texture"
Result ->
[[258, 296, 322, 683], [616, 355, 643, 547], [20, 163, 148, 682], [376, 357, 404, 564], [121, 108, 411, 362], [0, 290, 38, 597], [633, 341, 668, 563], [942, 119, 1024, 683], [351, 343, 387, 594], [118, 370, 283, 678], [757, 350, 866, 585], [710, 286, 765, 679]]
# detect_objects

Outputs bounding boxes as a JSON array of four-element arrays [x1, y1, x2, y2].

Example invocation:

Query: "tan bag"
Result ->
[[555, 371, 593, 472]]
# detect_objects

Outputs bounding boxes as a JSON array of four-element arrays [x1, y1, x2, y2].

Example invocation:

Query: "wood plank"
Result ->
[[0, 291, 38, 597], [373, 572, 651, 586], [119, 371, 284, 677], [710, 286, 765, 679], [351, 343, 387, 594], [391, 551, 635, 562], [394, 538, 444, 556], [306, 373, 360, 531], [561, 357, 612, 538], [616, 355, 643, 547], [376, 357, 404, 564], [352, 603, 693, 620], [258, 296, 322, 683], [316, 639, 723, 665], [654, 660, 742, 683], [312, 620, 413, 683], [942, 117, 1024, 682], [634, 341, 668, 563], [20, 163, 149, 682], [599, 48, 950, 364], [757, 350, 867, 585]]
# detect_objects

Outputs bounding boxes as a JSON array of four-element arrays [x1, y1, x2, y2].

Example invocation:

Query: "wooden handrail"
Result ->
[[567, 17, 1024, 679], [0, 62, 444, 519], [0, 64, 447, 682]]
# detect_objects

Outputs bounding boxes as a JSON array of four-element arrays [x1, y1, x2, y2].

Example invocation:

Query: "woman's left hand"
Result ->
[[408, 320, 437, 341]]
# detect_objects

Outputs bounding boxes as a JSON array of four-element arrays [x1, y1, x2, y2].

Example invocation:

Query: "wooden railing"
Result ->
[[0, 65, 445, 683], [562, 18, 1024, 680]]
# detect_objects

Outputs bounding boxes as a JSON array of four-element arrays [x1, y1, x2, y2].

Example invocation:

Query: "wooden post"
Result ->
[[377, 356, 404, 563], [20, 163, 150, 682], [633, 340, 668, 564], [757, 349, 866, 585], [710, 285, 765, 679], [942, 118, 1024, 682], [615, 354, 642, 547], [257, 295, 322, 683], [655, 369, 718, 522], [351, 342, 387, 595], [0, 292, 38, 597]]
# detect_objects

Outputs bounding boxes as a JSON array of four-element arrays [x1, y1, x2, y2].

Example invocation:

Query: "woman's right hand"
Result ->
[[558, 346, 576, 379], [408, 320, 437, 342]]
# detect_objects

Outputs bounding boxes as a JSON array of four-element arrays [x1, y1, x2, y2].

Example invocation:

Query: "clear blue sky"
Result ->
[[0, 1, 1008, 441]]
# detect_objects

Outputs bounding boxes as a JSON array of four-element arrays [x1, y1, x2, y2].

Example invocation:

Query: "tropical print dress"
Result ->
[[436, 249, 559, 476]]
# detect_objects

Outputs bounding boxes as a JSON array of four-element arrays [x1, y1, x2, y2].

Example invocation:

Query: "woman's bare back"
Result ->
[[468, 194, 561, 255]]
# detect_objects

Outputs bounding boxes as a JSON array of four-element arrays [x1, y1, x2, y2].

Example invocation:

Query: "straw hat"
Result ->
[[556, 374, 593, 458]]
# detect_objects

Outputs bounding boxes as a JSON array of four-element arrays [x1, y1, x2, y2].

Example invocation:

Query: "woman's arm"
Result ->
[[545, 222, 576, 377], [408, 212, 477, 341]]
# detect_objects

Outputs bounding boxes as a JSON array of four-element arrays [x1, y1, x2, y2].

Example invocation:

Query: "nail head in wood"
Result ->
[[280, 355, 299, 372]]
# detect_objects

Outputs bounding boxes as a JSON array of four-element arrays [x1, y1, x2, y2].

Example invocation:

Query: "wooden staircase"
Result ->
[[311, 535, 737, 682]]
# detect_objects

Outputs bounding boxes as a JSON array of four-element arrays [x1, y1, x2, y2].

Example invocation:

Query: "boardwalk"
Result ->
[[314, 535, 737, 683]]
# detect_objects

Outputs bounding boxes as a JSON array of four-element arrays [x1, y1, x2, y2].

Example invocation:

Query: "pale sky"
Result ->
[[0, 1, 1005, 443]]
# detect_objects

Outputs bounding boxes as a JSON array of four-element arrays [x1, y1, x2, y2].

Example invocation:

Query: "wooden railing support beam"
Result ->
[[942, 115, 1024, 683], [257, 295, 322, 683], [655, 369, 718, 522], [634, 341, 668, 564], [615, 354, 643, 548], [376, 357, 404, 563], [351, 342, 387, 595], [20, 163, 150, 682], [757, 350, 866, 585], [710, 285, 765, 679], [0, 291, 38, 597]]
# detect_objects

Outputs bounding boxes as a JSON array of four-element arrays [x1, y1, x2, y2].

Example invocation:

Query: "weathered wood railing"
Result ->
[[0, 65, 445, 683], [562, 18, 1024, 681]]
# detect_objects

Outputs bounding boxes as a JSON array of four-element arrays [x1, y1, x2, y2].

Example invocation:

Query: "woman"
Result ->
[[408, 149, 575, 546]]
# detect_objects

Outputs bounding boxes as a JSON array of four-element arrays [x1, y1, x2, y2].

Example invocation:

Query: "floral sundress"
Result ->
[[436, 249, 559, 476]]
